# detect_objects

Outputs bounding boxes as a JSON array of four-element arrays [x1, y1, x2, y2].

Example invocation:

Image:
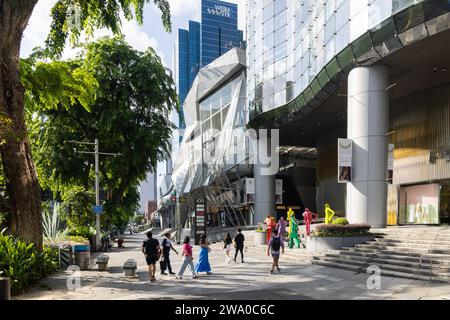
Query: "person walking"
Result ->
[[223, 232, 233, 263], [233, 228, 245, 263], [176, 236, 197, 280], [160, 232, 178, 275], [195, 234, 212, 275], [141, 231, 161, 282], [267, 229, 284, 275], [276, 216, 287, 239]]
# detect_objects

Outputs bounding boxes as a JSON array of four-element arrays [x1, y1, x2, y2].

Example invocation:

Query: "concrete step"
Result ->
[[313, 255, 438, 278], [378, 236, 450, 242], [315, 252, 450, 281], [354, 244, 450, 254], [374, 238, 450, 245], [312, 259, 441, 282], [339, 249, 450, 265], [329, 252, 450, 271]]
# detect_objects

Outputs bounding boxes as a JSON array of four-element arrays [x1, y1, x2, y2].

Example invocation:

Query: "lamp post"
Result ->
[[70, 139, 121, 250]]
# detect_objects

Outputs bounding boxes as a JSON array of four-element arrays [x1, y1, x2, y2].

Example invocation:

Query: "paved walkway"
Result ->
[[16, 234, 450, 300]]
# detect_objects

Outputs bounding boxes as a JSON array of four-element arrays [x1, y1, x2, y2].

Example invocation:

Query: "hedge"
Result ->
[[315, 224, 371, 237]]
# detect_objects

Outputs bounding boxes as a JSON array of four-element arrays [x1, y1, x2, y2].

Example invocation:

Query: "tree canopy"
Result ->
[[0, 0, 172, 247], [46, 0, 172, 57], [27, 36, 178, 230]]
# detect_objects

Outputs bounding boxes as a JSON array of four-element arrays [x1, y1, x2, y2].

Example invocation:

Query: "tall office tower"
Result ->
[[176, 0, 244, 129]]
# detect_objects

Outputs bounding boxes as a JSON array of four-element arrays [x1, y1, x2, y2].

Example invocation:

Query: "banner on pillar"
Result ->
[[388, 144, 394, 184], [338, 138, 352, 183], [275, 179, 283, 204], [246, 178, 255, 203], [194, 198, 207, 245]]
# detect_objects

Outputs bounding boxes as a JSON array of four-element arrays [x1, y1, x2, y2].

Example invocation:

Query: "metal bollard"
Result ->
[[0, 277, 11, 300]]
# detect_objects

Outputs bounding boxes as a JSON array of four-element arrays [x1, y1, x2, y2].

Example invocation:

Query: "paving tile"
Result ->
[[14, 233, 450, 300]]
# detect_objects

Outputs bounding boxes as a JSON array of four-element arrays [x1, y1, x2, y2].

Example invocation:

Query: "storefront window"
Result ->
[[399, 184, 440, 225]]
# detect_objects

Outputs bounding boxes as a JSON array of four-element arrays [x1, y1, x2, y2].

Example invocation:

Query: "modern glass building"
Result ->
[[201, 0, 243, 65], [177, 0, 244, 129], [246, 0, 450, 227], [172, 48, 253, 232]]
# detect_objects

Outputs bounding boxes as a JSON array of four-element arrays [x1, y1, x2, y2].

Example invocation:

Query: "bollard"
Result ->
[[0, 277, 11, 300], [123, 259, 137, 277]]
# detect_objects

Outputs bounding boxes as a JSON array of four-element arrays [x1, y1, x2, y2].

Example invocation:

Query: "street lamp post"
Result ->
[[94, 139, 100, 249], [70, 139, 121, 250]]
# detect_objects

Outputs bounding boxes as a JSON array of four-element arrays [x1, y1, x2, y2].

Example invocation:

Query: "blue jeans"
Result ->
[[177, 257, 195, 277]]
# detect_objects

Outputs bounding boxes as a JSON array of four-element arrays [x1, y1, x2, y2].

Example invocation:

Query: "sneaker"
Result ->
[[161, 272, 168, 276], [169, 272, 176, 275]]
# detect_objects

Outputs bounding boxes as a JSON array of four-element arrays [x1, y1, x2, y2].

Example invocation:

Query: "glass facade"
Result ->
[[246, 0, 447, 122], [172, 48, 248, 196], [177, 0, 244, 130], [201, 0, 244, 66]]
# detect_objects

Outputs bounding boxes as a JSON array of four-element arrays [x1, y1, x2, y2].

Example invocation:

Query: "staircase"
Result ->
[[311, 226, 450, 282]]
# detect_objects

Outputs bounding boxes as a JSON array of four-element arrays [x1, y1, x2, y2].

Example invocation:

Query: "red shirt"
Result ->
[[182, 243, 193, 257]]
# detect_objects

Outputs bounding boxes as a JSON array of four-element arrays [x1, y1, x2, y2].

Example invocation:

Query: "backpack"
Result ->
[[271, 237, 281, 251]]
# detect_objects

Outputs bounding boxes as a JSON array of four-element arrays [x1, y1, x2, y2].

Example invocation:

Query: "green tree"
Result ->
[[0, 0, 171, 249], [30, 36, 178, 233]]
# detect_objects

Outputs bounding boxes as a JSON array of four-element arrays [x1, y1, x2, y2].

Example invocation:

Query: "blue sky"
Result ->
[[20, 0, 247, 211], [21, 0, 246, 73]]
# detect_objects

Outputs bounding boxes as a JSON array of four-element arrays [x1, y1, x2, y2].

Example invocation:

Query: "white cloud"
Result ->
[[21, 0, 166, 66], [168, 0, 201, 21]]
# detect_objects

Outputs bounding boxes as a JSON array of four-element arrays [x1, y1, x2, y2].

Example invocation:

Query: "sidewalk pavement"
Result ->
[[16, 234, 450, 300]]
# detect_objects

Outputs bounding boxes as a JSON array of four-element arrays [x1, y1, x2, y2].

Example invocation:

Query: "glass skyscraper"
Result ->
[[177, 0, 244, 129]]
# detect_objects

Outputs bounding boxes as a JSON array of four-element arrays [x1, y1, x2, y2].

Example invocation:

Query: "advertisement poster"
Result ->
[[338, 139, 352, 183], [275, 179, 283, 204], [246, 178, 255, 203], [388, 144, 394, 184]]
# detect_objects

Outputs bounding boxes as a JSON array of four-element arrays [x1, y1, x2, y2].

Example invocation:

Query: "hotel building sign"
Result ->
[[207, 5, 231, 18]]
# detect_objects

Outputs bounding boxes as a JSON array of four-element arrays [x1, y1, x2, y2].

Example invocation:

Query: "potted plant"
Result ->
[[307, 223, 373, 252], [254, 223, 267, 246]]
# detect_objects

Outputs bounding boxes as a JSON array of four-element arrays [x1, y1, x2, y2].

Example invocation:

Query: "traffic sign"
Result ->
[[93, 205, 103, 214]]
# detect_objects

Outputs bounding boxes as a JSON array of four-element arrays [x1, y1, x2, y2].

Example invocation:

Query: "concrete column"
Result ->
[[254, 136, 276, 224], [347, 65, 389, 228]]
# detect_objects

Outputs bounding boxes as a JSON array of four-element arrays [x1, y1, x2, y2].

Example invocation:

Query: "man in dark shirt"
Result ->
[[141, 231, 161, 282], [233, 228, 245, 263], [161, 232, 178, 275]]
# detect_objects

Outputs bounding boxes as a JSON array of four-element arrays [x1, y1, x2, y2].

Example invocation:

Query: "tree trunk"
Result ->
[[0, 0, 41, 248]]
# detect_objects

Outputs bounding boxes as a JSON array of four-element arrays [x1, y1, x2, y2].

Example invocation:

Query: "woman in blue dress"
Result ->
[[195, 234, 212, 275]]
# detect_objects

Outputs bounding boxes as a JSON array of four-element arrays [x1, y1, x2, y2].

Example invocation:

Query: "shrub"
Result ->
[[69, 225, 95, 240], [256, 223, 266, 232], [314, 224, 371, 237], [64, 236, 89, 245], [0, 230, 59, 294], [42, 203, 68, 245], [332, 217, 349, 225]]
